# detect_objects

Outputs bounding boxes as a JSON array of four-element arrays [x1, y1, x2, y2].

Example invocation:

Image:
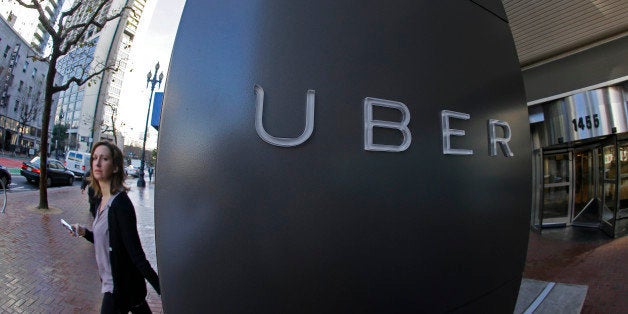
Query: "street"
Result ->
[[5, 170, 148, 193], [7, 175, 82, 192]]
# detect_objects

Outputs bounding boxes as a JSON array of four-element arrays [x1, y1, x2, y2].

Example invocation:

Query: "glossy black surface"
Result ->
[[156, 0, 530, 312]]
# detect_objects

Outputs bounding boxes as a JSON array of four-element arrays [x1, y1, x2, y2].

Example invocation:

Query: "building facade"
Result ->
[[502, 0, 628, 237], [54, 0, 146, 152], [0, 0, 66, 53], [0, 16, 53, 153]]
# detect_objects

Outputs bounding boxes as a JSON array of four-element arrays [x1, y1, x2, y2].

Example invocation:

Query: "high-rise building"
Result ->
[[0, 16, 53, 153], [0, 0, 66, 53], [54, 0, 147, 152]]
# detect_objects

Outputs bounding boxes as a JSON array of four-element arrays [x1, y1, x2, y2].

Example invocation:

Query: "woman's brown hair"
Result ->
[[89, 141, 129, 197]]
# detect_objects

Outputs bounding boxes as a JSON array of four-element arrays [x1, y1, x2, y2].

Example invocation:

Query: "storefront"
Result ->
[[530, 83, 628, 237]]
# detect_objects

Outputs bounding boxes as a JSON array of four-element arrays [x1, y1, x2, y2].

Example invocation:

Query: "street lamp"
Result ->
[[137, 62, 163, 187]]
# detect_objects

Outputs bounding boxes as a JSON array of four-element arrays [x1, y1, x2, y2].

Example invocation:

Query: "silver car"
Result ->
[[125, 165, 139, 177]]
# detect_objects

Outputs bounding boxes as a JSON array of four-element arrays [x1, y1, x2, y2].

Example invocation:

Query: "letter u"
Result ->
[[254, 84, 315, 147]]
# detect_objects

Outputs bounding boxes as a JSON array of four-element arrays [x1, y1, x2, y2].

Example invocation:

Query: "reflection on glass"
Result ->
[[574, 151, 593, 210], [602, 145, 616, 224], [573, 150, 599, 224], [531, 150, 543, 227], [542, 153, 570, 223], [543, 186, 569, 219], [543, 154, 569, 184], [619, 143, 628, 219]]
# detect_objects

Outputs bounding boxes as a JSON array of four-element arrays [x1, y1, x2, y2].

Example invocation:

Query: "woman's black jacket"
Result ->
[[84, 191, 160, 309]]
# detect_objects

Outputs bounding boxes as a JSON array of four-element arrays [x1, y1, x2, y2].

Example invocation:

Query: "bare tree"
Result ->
[[99, 101, 124, 145], [14, 92, 42, 154], [9, 0, 134, 209]]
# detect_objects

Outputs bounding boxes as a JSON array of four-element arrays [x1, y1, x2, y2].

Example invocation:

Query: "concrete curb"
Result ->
[[515, 279, 587, 314]]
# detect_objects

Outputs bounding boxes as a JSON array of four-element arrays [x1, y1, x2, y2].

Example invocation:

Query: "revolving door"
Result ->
[[538, 138, 619, 237]]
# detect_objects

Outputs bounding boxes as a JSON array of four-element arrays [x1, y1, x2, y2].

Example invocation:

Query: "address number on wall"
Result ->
[[571, 114, 600, 132]]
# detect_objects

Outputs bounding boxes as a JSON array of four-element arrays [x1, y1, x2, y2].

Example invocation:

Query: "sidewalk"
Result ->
[[524, 227, 627, 313], [0, 182, 162, 313], [0, 155, 626, 313]]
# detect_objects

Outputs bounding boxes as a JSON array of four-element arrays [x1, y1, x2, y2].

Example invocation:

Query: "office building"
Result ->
[[0, 0, 66, 53], [502, 0, 628, 237], [54, 0, 147, 152], [0, 15, 53, 152]]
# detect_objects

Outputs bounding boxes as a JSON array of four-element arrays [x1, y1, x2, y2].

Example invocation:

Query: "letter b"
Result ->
[[364, 97, 412, 152]]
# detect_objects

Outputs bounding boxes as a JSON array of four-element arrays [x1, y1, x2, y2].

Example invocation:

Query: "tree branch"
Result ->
[[52, 63, 117, 93], [26, 53, 50, 64], [58, 0, 83, 26], [15, 0, 60, 44], [59, 2, 132, 55], [13, 0, 37, 9]]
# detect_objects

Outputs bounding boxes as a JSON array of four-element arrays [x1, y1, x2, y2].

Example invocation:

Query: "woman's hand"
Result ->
[[71, 224, 86, 237]]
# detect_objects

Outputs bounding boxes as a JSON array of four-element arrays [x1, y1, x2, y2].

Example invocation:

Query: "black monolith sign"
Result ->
[[155, 1, 531, 312]]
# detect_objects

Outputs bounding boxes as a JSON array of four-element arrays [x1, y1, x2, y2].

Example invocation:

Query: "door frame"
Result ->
[[571, 144, 601, 227], [541, 149, 573, 226], [599, 136, 618, 237]]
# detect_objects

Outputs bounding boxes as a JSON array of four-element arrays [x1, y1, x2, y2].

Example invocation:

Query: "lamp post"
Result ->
[[137, 62, 163, 187]]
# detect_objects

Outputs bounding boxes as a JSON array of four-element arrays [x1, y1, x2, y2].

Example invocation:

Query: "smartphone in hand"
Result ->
[[60, 219, 77, 236]]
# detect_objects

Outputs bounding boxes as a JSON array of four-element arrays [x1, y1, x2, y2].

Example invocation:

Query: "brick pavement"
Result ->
[[524, 228, 627, 313], [0, 181, 162, 313], [1, 156, 626, 313]]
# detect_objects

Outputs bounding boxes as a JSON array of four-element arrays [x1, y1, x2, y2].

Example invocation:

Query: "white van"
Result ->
[[64, 150, 91, 178]]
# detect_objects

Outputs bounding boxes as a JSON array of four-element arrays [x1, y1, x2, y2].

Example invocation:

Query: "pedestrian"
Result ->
[[147, 166, 153, 182], [69, 141, 160, 313], [80, 171, 99, 217]]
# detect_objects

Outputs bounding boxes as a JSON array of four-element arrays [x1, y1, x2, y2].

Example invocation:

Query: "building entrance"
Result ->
[[529, 84, 628, 237], [539, 137, 622, 237]]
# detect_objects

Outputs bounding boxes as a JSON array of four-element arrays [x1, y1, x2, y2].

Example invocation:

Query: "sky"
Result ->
[[117, 0, 187, 149]]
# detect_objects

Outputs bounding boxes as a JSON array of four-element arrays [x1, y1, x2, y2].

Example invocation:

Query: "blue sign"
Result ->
[[151, 92, 163, 131]]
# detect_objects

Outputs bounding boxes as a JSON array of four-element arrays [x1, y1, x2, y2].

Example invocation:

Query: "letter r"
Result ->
[[488, 119, 514, 157]]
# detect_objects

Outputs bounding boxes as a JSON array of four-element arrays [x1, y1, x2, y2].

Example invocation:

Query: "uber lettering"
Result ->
[[254, 85, 515, 157]]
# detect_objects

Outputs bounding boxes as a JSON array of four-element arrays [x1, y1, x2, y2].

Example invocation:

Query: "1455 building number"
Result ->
[[571, 114, 600, 132]]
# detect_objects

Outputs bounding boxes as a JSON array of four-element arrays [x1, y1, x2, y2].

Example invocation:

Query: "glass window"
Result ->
[[542, 153, 571, 224], [618, 143, 628, 219]]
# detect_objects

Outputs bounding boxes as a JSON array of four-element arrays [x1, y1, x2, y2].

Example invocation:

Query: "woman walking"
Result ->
[[71, 141, 160, 313]]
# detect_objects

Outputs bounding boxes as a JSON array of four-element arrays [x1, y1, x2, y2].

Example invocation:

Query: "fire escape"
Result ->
[[0, 44, 21, 149], [1, 43, 20, 108]]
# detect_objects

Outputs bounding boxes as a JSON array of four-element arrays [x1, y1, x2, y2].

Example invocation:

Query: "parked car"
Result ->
[[64, 150, 91, 178], [125, 159, 142, 177], [0, 164, 12, 188], [125, 165, 139, 177], [20, 157, 75, 186]]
